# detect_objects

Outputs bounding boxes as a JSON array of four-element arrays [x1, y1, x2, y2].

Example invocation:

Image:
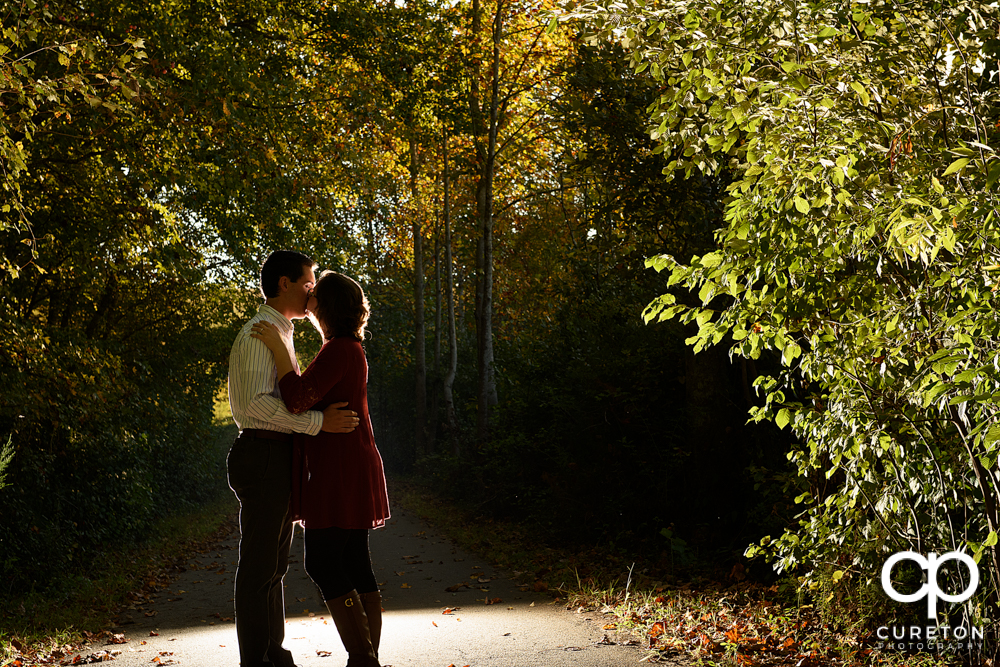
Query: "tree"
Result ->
[[0, 0, 365, 594], [464, 0, 566, 444], [1, 0, 149, 267], [562, 0, 1000, 634]]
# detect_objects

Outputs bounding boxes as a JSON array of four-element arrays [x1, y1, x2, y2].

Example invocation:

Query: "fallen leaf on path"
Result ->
[[149, 632, 159, 637], [432, 622, 438, 627], [485, 598, 502, 605], [401, 583, 411, 589], [108, 634, 128, 644], [316, 650, 332, 657], [442, 607, 459, 614]]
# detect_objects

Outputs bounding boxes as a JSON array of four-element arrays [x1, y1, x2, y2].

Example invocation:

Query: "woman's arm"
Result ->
[[249, 320, 297, 380], [277, 339, 350, 414]]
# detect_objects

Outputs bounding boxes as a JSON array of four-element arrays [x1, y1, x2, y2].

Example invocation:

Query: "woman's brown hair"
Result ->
[[310, 271, 369, 341]]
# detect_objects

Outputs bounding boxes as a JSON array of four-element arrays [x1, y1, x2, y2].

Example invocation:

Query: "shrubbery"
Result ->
[[0, 310, 235, 597]]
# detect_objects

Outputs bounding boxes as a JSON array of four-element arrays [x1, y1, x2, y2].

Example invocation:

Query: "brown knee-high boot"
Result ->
[[358, 591, 382, 658], [326, 591, 380, 667]]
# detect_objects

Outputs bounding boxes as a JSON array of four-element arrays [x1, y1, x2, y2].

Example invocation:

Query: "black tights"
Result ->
[[304, 526, 378, 601]]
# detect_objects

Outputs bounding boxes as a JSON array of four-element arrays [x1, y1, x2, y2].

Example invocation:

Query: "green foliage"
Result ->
[[0, 0, 149, 244], [396, 37, 794, 566], [0, 292, 237, 595], [0, 436, 13, 491], [0, 0, 332, 595], [562, 0, 1000, 633]]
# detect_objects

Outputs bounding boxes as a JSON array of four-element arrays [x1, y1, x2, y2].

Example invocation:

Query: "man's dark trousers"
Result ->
[[228, 431, 296, 667]]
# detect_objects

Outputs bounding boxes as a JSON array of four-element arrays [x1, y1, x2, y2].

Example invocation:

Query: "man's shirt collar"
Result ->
[[258, 304, 293, 335]]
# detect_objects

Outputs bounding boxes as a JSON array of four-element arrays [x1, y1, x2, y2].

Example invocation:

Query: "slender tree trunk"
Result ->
[[469, 0, 501, 447], [427, 207, 442, 452], [442, 128, 460, 455], [410, 139, 428, 455]]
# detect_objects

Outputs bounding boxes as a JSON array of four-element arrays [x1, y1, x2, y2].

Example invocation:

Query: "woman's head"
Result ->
[[308, 271, 369, 341]]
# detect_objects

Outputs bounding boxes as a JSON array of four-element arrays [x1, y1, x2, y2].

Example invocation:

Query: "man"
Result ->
[[227, 250, 360, 667]]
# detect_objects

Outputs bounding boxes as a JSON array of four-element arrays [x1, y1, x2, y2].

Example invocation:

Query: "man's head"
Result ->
[[260, 250, 317, 319]]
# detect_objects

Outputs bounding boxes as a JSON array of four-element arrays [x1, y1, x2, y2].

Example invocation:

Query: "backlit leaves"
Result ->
[[562, 0, 1000, 612]]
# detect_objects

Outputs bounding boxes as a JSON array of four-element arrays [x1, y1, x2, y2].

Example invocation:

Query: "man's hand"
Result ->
[[321, 401, 360, 433]]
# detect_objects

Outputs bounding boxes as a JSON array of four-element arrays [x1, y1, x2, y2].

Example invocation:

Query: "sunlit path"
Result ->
[[76, 510, 663, 667]]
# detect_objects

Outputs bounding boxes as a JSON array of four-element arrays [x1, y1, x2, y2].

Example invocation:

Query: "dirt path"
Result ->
[[73, 508, 688, 667]]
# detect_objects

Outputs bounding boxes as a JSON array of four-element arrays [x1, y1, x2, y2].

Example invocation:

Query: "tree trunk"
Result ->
[[470, 0, 501, 447], [410, 139, 428, 455], [441, 128, 460, 455], [427, 204, 442, 452]]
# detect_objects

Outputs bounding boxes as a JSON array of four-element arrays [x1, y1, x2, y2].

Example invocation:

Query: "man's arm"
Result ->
[[247, 321, 359, 433], [230, 327, 359, 435], [232, 332, 325, 434]]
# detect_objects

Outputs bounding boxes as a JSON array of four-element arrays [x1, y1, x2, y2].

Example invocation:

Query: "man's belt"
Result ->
[[241, 428, 294, 443]]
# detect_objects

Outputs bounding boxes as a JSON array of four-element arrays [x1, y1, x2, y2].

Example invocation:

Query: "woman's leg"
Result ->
[[304, 527, 379, 667], [344, 530, 381, 657]]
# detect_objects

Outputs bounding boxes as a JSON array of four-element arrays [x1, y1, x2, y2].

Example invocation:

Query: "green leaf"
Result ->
[[987, 161, 1000, 188], [943, 157, 971, 177]]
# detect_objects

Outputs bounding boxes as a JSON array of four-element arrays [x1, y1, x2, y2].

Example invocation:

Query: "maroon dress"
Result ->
[[278, 337, 390, 530]]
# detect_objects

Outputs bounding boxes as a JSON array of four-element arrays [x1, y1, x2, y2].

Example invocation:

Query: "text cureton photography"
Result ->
[[878, 550, 985, 652]]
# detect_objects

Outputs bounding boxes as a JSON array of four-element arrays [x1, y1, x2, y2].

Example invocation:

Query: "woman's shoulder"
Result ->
[[327, 336, 364, 347], [318, 336, 365, 355]]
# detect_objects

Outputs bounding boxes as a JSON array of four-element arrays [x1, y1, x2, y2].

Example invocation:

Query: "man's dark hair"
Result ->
[[260, 250, 315, 298]]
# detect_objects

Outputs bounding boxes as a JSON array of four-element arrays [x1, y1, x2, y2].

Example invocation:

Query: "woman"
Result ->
[[251, 270, 389, 667]]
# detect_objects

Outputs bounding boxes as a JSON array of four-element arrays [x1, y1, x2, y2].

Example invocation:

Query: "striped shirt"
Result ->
[[228, 304, 323, 435]]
